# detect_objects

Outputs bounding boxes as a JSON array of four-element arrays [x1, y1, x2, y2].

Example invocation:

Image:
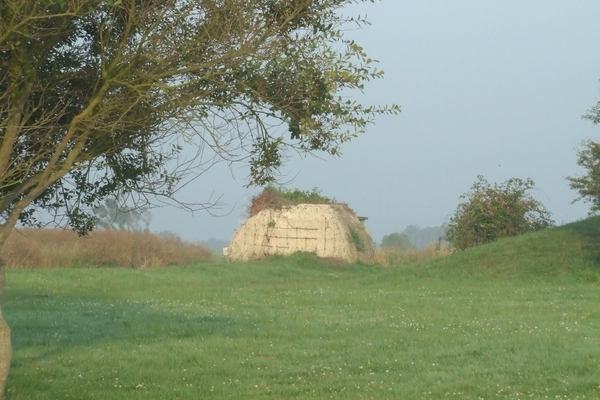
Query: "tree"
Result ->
[[567, 140, 600, 214], [381, 232, 413, 250], [402, 224, 447, 249], [566, 91, 600, 215], [444, 176, 554, 250], [0, 0, 399, 396], [93, 198, 152, 231]]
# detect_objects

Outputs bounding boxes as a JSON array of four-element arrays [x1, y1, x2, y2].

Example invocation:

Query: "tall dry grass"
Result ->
[[374, 243, 452, 267], [1, 228, 212, 268]]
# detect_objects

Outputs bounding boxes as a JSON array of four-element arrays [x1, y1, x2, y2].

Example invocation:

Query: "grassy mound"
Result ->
[[422, 216, 600, 281]]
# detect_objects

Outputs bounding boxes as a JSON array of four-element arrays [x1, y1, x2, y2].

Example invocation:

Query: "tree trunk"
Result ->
[[0, 258, 11, 400]]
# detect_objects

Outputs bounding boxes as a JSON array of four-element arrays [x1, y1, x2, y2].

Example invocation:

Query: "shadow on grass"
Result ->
[[554, 216, 600, 282], [6, 290, 248, 368], [559, 216, 600, 259]]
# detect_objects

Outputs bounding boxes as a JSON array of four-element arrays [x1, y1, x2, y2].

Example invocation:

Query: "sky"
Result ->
[[151, 0, 600, 245]]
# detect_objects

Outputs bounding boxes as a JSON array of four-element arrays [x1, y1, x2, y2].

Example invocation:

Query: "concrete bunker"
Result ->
[[227, 203, 374, 263]]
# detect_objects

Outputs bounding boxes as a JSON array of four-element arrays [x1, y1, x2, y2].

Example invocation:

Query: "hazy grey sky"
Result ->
[[151, 0, 600, 244]]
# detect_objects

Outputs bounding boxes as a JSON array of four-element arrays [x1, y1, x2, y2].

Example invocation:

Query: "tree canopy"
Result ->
[[0, 1, 399, 397], [0, 0, 398, 237], [566, 93, 600, 215], [567, 140, 600, 215]]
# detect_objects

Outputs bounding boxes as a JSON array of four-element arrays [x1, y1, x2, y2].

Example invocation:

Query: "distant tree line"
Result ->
[[381, 225, 446, 250]]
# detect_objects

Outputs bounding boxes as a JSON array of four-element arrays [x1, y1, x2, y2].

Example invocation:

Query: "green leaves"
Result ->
[[564, 85, 600, 215], [0, 0, 399, 237], [247, 186, 336, 216], [567, 140, 600, 215], [445, 176, 554, 250]]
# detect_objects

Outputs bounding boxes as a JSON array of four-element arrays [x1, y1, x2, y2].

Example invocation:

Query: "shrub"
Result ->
[[566, 140, 600, 215], [248, 186, 336, 217], [445, 175, 554, 250], [349, 228, 365, 251], [1, 228, 212, 268]]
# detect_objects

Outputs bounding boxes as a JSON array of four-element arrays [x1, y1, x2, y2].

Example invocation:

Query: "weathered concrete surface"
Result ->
[[228, 204, 374, 263]]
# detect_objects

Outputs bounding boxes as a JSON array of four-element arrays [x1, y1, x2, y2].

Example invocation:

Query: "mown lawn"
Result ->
[[4, 253, 600, 399]]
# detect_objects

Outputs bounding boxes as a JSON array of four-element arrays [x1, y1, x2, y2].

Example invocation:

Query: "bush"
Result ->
[[1, 228, 213, 268], [248, 186, 336, 217], [445, 175, 554, 250], [566, 140, 600, 215]]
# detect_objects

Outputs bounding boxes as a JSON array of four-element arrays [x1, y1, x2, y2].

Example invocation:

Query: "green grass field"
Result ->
[[4, 218, 600, 399]]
